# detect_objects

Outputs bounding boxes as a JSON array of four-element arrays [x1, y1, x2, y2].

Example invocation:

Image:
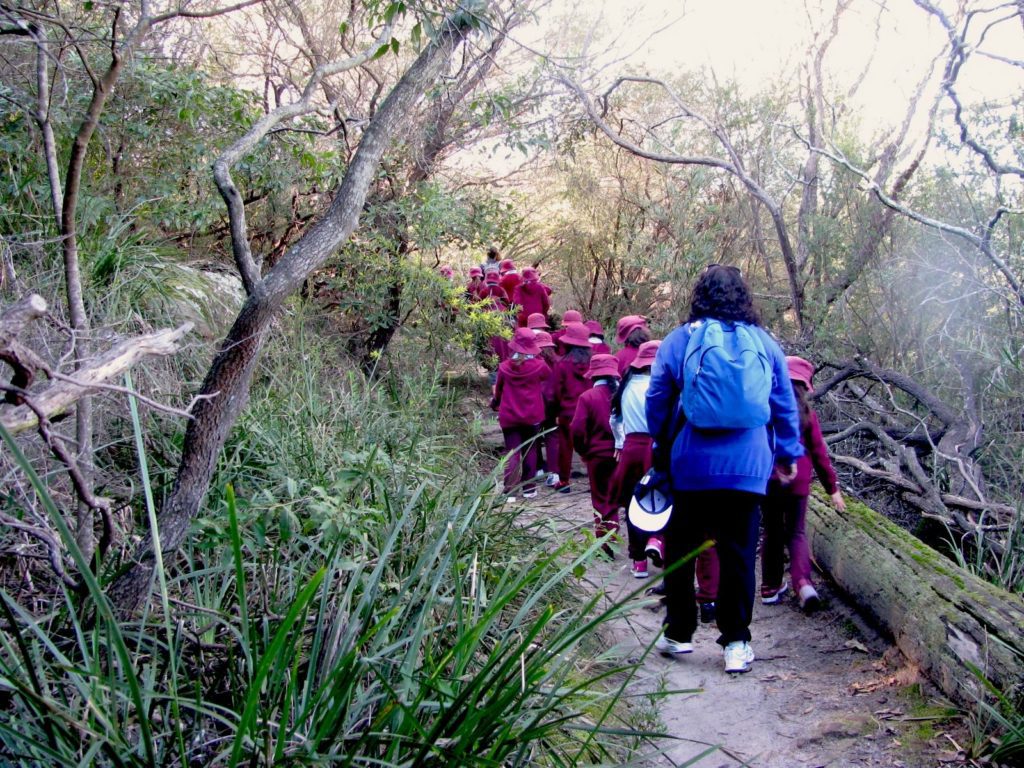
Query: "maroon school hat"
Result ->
[[534, 331, 556, 348], [615, 315, 649, 344], [527, 312, 549, 330], [562, 309, 583, 324], [631, 340, 661, 369], [786, 356, 815, 391], [586, 353, 620, 379], [560, 322, 592, 348], [585, 319, 605, 337], [509, 328, 541, 356], [521, 267, 539, 281], [485, 271, 500, 284]]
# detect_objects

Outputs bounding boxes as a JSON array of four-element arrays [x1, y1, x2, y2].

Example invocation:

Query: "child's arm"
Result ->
[[807, 410, 845, 510], [570, 397, 590, 459]]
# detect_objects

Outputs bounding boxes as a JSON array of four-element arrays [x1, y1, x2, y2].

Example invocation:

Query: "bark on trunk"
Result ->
[[806, 492, 1024, 707], [106, 12, 478, 615]]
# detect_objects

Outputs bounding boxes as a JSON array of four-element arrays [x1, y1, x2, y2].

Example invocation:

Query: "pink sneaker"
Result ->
[[631, 560, 649, 579], [645, 536, 665, 567]]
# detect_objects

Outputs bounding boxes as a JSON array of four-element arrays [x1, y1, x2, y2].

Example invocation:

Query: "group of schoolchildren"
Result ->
[[476, 255, 847, 675]]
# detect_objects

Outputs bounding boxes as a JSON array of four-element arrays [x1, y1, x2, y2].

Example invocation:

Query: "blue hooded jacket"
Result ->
[[646, 321, 804, 494]]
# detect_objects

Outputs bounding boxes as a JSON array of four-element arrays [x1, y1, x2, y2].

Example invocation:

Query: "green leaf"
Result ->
[[410, 22, 421, 49], [383, 1, 402, 24], [338, 20, 348, 37], [391, 37, 400, 54], [372, 42, 391, 60]]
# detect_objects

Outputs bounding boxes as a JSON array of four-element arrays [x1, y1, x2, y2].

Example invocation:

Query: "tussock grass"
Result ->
[[0, 319, 683, 766]]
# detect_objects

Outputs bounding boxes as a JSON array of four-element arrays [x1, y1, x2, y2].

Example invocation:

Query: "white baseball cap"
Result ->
[[627, 470, 673, 533]]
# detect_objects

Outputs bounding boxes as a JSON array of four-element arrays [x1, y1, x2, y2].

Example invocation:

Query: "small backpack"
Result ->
[[682, 319, 772, 429]]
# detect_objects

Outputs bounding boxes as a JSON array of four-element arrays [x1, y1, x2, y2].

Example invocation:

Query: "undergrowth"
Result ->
[[0, 312, 678, 766]]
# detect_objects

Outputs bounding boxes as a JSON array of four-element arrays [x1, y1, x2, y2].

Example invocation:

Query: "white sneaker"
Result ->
[[655, 633, 693, 656], [522, 488, 538, 499], [506, 496, 517, 505], [534, 469, 546, 479], [798, 583, 820, 612], [723, 641, 755, 673], [545, 473, 559, 487]]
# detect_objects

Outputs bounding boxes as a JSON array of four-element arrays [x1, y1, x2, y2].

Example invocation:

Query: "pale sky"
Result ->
[[530, 0, 1021, 131]]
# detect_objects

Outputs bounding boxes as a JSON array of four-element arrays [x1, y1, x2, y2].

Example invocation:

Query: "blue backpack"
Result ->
[[682, 319, 772, 429]]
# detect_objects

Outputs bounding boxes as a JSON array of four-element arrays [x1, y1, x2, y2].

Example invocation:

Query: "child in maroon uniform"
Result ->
[[610, 340, 661, 576], [498, 259, 522, 301], [527, 313, 550, 333], [535, 331, 561, 486], [761, 356, 846, 611], [585, 320, 612, 354], [571, 354, 622, 546], [480, 271, 509, 309], [465, 267, 484, 300], [551, 309, 582, 351], [550, 322, 592, 493], [491, 328, 551, 502], [614, 315, 651, 375], [513, 267, 551, 327]]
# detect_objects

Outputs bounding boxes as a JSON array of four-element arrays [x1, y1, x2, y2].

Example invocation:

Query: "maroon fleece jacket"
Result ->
[[551, 356, 591, 420], [615, 346, 639, 376], [512, 280, 551, 320], [493, 357, 550, 429], [571, 384, 616, 461], [499, 272, 522, 300], [479, 283, 509, 310], [771, 409, 839, 496]]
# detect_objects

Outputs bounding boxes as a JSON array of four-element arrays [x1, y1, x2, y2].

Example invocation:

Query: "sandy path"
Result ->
[[489, 433, 969, 767]]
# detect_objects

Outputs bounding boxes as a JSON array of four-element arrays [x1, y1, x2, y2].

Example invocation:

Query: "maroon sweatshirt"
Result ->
[[551, 356, 591, 420], [615, 346, 639, 375], [771, 409, 839, 496], [499, 272, 522, 300], [513, 280, 551, 323], [571, 384, 616, 461], [493, 357, 550, 429], [479, 283, 509, 310]]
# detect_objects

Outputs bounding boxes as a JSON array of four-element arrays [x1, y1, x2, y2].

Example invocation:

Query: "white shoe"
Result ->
[[723, 641, 755, 673], [522, 488, 538, 499], [798, 583, 820, 611], [655, 633, 693, 656], [534, 469, 546, 478], [545, 473, 559, 487], [506, 496, 517, 505]]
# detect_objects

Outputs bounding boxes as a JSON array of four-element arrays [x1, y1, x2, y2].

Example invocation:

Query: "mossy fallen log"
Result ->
[[806, 492, 1024, 708]]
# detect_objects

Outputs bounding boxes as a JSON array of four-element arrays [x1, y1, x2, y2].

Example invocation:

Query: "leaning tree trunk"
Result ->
[[107, 12, 480, 614], [807, 492, 1024, 708]]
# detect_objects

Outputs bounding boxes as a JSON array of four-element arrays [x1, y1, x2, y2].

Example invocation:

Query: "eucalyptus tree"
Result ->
[[107, 0, 505, 612]]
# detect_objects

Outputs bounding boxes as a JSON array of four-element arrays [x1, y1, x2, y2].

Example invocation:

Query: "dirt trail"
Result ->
[[481, 421, 970, 767]]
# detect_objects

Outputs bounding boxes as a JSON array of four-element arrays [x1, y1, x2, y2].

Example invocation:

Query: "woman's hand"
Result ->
[[775, 461, 798, 484], [830, 490, 846, 512], [614, 449, 621, 461]]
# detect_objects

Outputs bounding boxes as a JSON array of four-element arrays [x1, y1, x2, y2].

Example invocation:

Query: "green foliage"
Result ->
[[964, 654, 1024, 764], [0, 323, 672, 766]]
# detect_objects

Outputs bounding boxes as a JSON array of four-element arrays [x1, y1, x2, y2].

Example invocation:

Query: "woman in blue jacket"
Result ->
[[646, 264, 804, 674]]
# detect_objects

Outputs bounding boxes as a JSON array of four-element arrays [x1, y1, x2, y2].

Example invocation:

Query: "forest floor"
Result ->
[[476, 413, 976, 768]]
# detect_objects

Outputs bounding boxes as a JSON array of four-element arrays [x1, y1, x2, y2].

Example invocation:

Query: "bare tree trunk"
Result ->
[[32, 24, 63, 223], [107, 12, 480, 614], [59, 24, 134, 563]]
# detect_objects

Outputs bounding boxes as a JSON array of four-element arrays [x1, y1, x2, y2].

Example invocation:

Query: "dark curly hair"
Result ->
[[686, 264, 760, 326]]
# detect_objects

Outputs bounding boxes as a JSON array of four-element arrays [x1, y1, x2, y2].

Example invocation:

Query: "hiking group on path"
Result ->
[[451, 252, 847, 676]]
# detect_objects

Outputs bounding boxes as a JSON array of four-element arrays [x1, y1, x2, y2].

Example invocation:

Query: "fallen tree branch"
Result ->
[[1, 323, 193, 434]]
